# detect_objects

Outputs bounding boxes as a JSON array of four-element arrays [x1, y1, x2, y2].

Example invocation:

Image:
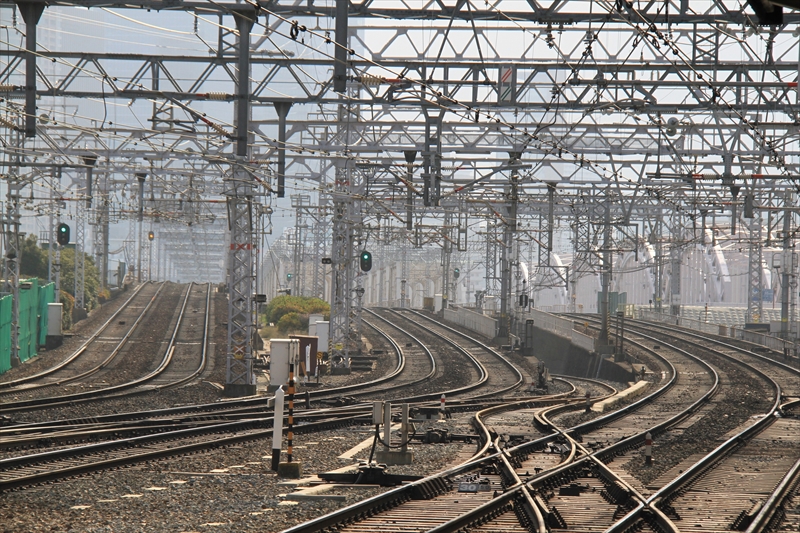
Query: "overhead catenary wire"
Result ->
[[3, 2, 796, 224]]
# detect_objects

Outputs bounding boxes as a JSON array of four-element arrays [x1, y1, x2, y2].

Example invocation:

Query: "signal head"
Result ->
[[56, 223, 70, 245], [359, 251, 372, 272]]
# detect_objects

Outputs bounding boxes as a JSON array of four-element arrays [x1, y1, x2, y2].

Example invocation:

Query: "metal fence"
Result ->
[[0, 280, 55, 374], [0, 295, 11, 374]]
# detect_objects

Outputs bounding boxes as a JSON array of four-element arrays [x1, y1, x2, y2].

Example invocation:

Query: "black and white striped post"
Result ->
[[288, 364, 295, 463]]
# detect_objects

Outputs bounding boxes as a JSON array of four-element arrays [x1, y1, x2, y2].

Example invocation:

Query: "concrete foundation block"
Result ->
[[374, 450, 414, 466], [224, 383, 257, 398], [277, 461, 303, 479], [330, 366, 351, 376], [45, 335, 63, 350]]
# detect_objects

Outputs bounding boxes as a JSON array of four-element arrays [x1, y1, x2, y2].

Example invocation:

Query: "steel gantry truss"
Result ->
[[2, 0, 800, 384]]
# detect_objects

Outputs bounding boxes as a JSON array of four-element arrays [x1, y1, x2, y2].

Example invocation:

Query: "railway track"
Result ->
[[595, 315, 800, 533], [558, 313, 800, 533], [0, 282, 160, 394], [279, 314, 729, 533], [4, 305, 798, 533], [388, 308, 526, 397], [0, 303, 526, 488], [0, 282, 208, 413]]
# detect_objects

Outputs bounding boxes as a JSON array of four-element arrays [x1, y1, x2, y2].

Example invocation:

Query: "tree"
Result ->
[[20, 235, 48, 280], [57, 248, 102, 311]]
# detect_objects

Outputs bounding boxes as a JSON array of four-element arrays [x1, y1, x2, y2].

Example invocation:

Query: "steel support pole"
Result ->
[[598, 198, 612, 345], [333, 0, 348, 93], [669, 212, 682, 317], [74, 200, 85, 310], [52, 172, 62, 295], [747, 214, 764, 324], [653, 216, 663, 313], [136, 173, 146, 283], [3, 178, 22, 365], [274, 102, 291, 198], [329, 161, 354, 368], [441, 209, 452, 312], [404, 151, 416, 230], [498, 154, 520, 343], [781, 205, 790, 338], [224, 9, 257, 397], [19, 2, 45, 138]]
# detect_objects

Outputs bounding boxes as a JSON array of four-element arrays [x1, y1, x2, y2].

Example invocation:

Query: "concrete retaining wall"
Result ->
[[444, 307, 498, 339]]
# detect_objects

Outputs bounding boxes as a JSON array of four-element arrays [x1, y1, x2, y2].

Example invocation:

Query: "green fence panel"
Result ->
[[0, 294, 11, 374], [18, 278, 39, 363], [39, 282, 55, 346]]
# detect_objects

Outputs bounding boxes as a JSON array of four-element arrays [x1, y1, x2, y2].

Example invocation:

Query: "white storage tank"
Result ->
[[269, 338, 300, 388]]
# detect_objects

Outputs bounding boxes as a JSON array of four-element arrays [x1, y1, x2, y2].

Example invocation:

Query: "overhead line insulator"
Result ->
[[201, 92, 229, 100]]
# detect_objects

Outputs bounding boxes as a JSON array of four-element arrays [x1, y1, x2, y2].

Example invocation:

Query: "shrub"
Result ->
[[276, 312, 306, 335], [60, 290, 75, 331], [264, 295, 330, 325]]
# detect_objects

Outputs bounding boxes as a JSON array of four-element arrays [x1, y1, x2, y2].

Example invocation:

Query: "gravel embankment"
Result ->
[[0, 415, 478, 533]]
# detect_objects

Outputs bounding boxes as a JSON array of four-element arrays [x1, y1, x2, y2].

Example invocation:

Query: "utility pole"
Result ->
[[653, 216, 663, 313], [310, 203, 328, 300], [143, 225, 152, 281], [485, 214, 500, 297], [328, 131, 357, 370], [75, 156, 95, 311], [3, 174, 22, 366], [19, 2, 44, 139], [48, 169, 62, 295], [400, 231, 409, 308]]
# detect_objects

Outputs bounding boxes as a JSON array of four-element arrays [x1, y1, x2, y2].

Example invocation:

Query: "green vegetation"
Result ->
[[20, 235, 48, 279], [262, 295, 329, 336], [56, 248, 102, 311], [19, 235, 103, 314]]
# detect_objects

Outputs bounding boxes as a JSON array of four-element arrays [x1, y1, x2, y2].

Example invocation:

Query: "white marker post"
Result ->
[[271, 386, 285, 471]]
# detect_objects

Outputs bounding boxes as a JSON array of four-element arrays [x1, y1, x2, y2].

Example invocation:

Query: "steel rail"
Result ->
[[0, 282, 189, 412], [0, 412, 363, 493], [281, 331, 690, 533], [743, 399, 800, 533], [620, 315, 800, 384], [390, 308, 525, 397], [156, 282, 213, 389], [0, 282, 168, 411], [0, 282, 153, 390], [571, 315, 787, 533]]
